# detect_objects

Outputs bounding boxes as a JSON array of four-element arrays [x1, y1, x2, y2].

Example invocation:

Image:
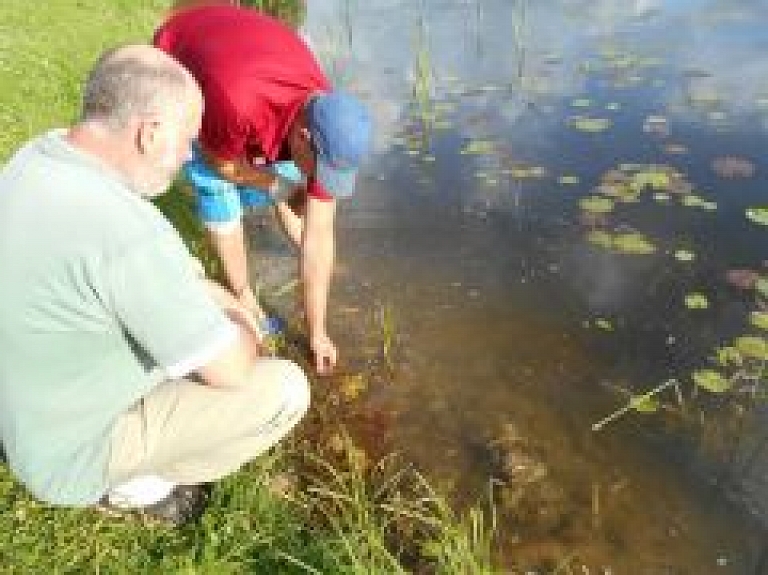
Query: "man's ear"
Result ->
[[136, 119, 159, 156]]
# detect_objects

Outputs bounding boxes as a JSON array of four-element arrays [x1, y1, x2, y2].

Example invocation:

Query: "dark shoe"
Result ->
[[140, 484, 211, 527], [97, 484, 211, 528]]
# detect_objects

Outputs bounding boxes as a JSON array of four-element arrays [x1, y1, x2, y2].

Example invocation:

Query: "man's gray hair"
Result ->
[[81, 44, 193, 129]]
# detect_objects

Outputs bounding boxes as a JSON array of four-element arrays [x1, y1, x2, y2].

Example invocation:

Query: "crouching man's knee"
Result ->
[[245, 358, 310, 438]]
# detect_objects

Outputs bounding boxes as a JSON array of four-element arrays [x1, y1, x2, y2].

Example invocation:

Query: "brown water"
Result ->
[[259, 0, 768, 571]]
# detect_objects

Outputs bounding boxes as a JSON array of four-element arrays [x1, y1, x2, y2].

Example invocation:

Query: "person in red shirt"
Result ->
[[154, 5, 372, 374]]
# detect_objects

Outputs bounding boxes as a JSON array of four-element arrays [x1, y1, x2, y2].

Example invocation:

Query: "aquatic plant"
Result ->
[[684, 293, 709, 310], [745, 207, 768, 226], [592, 379, 679, 431], [611, 232, 656, 255], [567, 115, 612, 133], [579, 196, 614, 214]]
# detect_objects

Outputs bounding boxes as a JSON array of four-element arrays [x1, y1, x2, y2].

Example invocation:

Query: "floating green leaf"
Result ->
[[746, 207, 768, 226], [586, 230, 615, 249], [629, 394, 660, 413], [715, 346, 743, 367], [674, 250, 695, 262], [580, 196, 615, 214], [558, 175, 580, 185], [755, 277, 768, 299], [653, 192, 670, 202], [631, 169, 669, 191], [569, 116, 612, 133], [684, 293, 709, 309], [734, 335, 768, 360], [460, 139, 495, 155], [571, 98, 592, 107], [750, 311, 768, 330], [612, 232, 656, 255], [595, 318, 614, 331], [682, 194, 716, 210], [693, 369, 731, 393], [605, 102, 621, 111]]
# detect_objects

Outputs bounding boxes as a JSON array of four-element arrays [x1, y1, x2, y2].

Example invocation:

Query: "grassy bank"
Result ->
[[0, 1, 498, 572]]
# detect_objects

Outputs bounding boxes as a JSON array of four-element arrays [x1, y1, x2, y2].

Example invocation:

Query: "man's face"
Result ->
[[138, 95, 202, 196]]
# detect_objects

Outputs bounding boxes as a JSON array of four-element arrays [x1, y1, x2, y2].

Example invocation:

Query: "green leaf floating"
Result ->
[[579, 196, 615, 213], [631, 169, 669, 191], [734, 335, 768, 360], [569, 116, 612, 133], [684, 293, 709, 309], [746, 208, 768, 226], [612, 232, 656, 255], [693, 369, 731, 393], [749, 311, 768, 330], [594, 318, 614, 331], [460, 139, 495, 155], [715, 346, 743, 367], [674, 250, 695, 262], [755, 277, 768, 299], [629, 394, 660, 413], [586, 230, 615, 249]]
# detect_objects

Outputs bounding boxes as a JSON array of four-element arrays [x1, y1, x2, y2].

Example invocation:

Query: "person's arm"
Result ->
[[301, 197, 337, 374], [203, 148, 275, 189], [195, 279, 268, 387]]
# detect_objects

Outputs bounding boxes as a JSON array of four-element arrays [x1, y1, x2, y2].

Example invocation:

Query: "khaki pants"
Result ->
[[106, 358, 310, 487]]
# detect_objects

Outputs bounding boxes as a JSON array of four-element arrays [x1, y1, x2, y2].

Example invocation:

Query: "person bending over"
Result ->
[[154, 5, 373, 374]]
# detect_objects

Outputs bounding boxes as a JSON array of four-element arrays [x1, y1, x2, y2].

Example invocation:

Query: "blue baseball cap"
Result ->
[[307, 91, 372, 198]]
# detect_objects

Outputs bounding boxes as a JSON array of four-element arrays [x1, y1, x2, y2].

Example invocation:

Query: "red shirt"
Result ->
[[154, 6, 332, 199]]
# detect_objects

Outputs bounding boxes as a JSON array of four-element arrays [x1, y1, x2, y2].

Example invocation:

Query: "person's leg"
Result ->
[[106, 358, 310, 489]]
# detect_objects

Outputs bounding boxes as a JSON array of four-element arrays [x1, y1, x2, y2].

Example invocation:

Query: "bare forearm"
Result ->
[[207, 225, 250, 294], [301, 234, 333, 338]]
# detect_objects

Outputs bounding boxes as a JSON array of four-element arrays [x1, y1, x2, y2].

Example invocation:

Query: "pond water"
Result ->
[[262, 0, 768, 572]]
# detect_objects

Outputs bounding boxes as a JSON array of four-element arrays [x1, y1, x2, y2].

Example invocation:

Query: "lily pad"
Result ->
[[571, 98, 592, 108], [569, 116, 612, 133], [755, 277, 768, 298], [734, 335, 768, 360], [579, 196, 615, 214], [612, 232, 656, 255], [558, 175, 580, 185], [653, 192, 671, 202], [631, 169, 669, 191], [594, 318, 614, 331], [693, 369, 731, 393], [674, 250, 695, 262], [684, 293, 709, 309], [749, 311, 768, 330], [715, 346, 743, 367], [629, 394, 660, 413], [460, 139, 495, 155], [746, 208, 768, 226], [586, 230, 615, 249]]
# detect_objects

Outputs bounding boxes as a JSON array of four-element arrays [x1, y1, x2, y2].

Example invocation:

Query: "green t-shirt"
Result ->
[[0, 130, 236, 505]]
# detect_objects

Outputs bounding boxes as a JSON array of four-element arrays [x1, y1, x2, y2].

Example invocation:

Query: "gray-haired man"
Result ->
[[0, 45, 310, 525]]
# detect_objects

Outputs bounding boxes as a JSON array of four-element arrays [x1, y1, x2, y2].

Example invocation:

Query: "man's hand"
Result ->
[[310, 332, 338, 374]]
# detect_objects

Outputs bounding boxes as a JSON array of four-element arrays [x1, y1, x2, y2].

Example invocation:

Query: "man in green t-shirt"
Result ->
[[0, 45, 310, 525]]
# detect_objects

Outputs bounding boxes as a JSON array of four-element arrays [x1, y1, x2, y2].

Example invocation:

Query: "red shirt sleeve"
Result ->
[[307, 179, 334, 201]]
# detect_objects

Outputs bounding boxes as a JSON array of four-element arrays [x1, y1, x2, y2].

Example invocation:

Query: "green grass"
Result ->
[[0, 1, 500, 572]]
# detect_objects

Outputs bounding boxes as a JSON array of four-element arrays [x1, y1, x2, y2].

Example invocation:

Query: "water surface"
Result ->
[[267, 1, 768, 571]]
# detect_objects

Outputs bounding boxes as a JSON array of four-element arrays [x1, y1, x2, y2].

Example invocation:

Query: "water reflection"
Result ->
[[279, 0, 768, 570]]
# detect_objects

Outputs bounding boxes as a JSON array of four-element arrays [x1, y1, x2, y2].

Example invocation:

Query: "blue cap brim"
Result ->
[[316, 156, 358, 198]]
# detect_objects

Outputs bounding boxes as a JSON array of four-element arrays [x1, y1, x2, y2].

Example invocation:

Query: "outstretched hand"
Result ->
[[310, 333, 338, 375]]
